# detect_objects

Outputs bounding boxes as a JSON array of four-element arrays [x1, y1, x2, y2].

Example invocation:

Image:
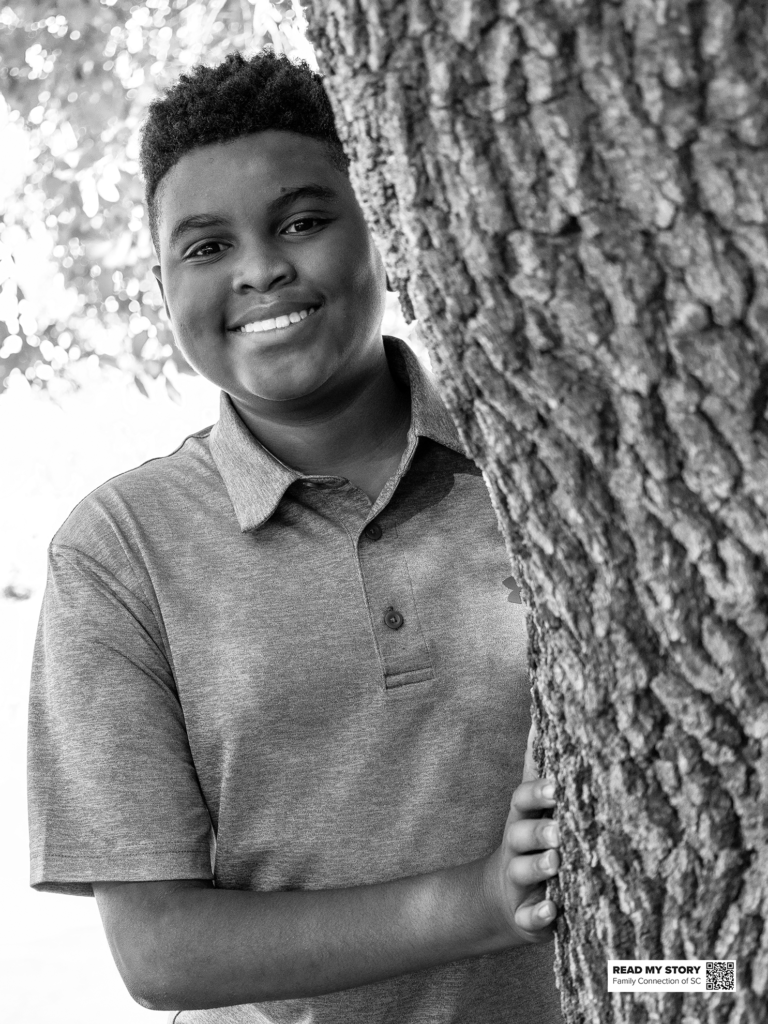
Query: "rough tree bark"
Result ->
[[303, 1, 768, 1021]]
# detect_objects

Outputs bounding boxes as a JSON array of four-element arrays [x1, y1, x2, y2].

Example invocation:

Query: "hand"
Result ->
[[481, 730, 560, 946]]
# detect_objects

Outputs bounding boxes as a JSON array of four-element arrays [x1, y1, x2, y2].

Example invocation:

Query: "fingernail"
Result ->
[[541, 782, 555, 800], [540, 851, 555, 872], [545, 823, 559, 845], [537, 902, 554, 920]]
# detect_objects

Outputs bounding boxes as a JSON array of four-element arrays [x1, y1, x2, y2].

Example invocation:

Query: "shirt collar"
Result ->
[[210, 336, 464, 532]]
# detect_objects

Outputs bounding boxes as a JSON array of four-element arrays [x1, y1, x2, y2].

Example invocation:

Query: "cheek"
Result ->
[[322, 224, 384, 294], [350, 251, 386, 320], [169, 277, 224, 337], [340, 235, 385, 299]]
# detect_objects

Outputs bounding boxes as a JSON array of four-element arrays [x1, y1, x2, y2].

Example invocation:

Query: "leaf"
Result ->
[[165, 375, 182, 404], [503, 576, 522, 604]]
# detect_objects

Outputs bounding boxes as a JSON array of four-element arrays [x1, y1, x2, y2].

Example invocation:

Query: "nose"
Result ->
[[231, 239, 296, 294]]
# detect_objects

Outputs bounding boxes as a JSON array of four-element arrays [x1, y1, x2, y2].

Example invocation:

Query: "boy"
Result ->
[[28, 51, 563, 1022]]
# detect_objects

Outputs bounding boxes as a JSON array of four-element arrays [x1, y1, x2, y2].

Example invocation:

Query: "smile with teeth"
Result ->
[[234, 306, 318, 334]]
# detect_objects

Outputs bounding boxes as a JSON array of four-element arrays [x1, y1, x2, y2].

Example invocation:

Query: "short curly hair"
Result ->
[[140, 50, 349, 251]]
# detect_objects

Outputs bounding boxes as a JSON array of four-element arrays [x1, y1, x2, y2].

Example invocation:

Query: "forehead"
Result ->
[[155, 131, 350, 241]]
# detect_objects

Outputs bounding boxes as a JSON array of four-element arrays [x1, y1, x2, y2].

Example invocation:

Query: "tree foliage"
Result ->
[[0, 0, 313, 398]]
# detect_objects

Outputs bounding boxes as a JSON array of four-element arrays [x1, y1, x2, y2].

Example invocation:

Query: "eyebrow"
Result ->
[[168, 184, 340, 250], [269, 184, 339, 215]]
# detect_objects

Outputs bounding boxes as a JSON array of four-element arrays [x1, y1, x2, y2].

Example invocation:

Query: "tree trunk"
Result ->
[[304, 0, 768, 1020]]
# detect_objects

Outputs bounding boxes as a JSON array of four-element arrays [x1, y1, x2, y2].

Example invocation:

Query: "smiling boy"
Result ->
[[28, 52, 563, 1023]]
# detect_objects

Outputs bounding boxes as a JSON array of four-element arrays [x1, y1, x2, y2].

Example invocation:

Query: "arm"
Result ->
[[94, 777, 560, 1011]]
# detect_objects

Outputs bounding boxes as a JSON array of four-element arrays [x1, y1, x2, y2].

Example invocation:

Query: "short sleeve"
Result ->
[[28, 544, 214, 896]]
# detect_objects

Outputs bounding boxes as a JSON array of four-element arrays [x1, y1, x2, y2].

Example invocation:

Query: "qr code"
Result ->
[[706, 961, 735, 991]]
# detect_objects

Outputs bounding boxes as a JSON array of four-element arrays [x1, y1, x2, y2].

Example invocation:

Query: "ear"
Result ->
[[152, 264, 170, 319]]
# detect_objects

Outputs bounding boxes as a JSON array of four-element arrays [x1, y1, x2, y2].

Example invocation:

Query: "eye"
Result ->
[[283, 217, 327, 235], [186, 240, 228, 259]]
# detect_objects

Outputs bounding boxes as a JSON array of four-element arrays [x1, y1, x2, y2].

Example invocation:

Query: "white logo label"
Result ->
[[607, 960, 736, 992]]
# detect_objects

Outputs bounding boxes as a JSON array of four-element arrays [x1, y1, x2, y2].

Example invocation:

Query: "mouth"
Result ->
[[229, 305, 320, 335]]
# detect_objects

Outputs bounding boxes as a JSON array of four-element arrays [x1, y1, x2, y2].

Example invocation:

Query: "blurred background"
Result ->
[[1, 1, 420, 1019]]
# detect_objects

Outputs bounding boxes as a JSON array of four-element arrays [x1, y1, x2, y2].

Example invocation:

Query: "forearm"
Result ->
[[97, 856, 514, 1011]]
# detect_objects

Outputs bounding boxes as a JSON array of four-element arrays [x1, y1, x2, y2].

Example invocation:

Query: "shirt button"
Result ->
[[364, 522, 383, 541], [384, 607, 404, 630]]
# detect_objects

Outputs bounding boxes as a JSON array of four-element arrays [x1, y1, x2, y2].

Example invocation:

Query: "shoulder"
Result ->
[[52, 425, 220, 561]]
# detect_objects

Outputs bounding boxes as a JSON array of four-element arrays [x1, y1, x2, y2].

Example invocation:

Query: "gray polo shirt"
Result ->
[[28, 338, 562, 1023]]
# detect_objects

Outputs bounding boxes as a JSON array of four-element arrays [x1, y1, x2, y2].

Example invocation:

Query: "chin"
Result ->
[[239, 372, 330, 405], [237, 355, 342, 405]]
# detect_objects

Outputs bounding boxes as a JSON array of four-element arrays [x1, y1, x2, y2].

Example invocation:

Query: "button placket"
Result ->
[[355, 518, 435, 688]]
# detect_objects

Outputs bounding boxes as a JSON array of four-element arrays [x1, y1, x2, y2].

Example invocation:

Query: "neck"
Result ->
[[231, 343, 411, 502]]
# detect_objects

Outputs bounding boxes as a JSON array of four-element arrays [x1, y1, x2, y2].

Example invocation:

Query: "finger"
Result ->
[[515, 898, 557, 935], [505, 817, 560, 856], [510, 778, 556, 817], [506, 847, 560, 888]]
